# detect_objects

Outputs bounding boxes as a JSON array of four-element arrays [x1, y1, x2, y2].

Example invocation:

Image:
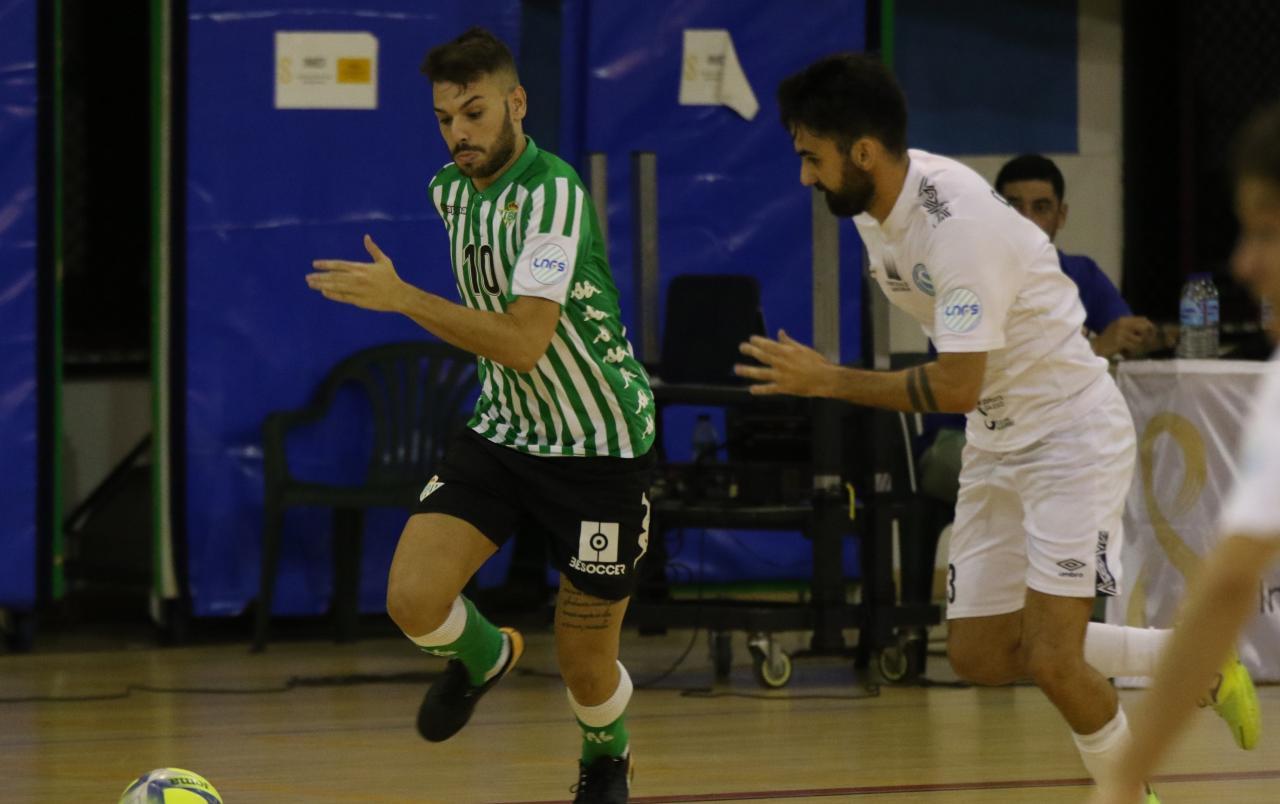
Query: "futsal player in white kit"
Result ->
[[735, 54, 1256, 801], [1091, 102, 1280, 804]]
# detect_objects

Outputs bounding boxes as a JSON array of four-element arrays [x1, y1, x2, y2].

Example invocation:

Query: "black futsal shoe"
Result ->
[[416, 627, 523, 742], [571, 753, 632, 803]]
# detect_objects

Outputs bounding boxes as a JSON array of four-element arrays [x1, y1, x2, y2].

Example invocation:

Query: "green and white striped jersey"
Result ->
[[428, 137, 654, 458]]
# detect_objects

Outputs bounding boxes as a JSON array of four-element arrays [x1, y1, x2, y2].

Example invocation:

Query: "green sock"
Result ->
[[579, 715, 629, 763], [417, 596, 504, 686]]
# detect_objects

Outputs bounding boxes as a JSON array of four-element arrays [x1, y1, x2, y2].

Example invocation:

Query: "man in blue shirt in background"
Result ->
[[995, 154, 1159, 359]]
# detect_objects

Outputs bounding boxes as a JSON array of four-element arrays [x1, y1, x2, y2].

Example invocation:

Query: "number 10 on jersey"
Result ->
[[464, 243, 500, 295]]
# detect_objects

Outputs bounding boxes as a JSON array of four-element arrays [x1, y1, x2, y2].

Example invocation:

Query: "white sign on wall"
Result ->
[[678, 29, 758, 121], [275, 31, 378, 110]]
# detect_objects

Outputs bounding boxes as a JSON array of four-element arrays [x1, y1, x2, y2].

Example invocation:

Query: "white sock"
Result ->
[[1073, 705, 1131, 784], [484, 635, 512, 682], [408, 596, 467, 648], [567, 662, 633, 729], [408, 596, 509, 681], [1084, 622, 1171, 678]]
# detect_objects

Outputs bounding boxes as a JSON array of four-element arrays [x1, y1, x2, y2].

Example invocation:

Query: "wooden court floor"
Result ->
[[2, 627, 1277, 803]]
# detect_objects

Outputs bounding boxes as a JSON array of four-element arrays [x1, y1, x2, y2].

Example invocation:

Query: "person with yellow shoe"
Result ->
[[1090, 102, 1280, 804]]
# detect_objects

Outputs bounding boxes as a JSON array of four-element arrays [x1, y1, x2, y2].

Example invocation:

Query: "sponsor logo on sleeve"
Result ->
[[941, 287, 982, 333], [529, 243, 569, 285], [913, 263, 935, 296]]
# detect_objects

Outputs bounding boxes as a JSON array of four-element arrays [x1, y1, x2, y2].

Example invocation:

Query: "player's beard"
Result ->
[[454, 102, 518, 180], [819, 157, 875, 217]]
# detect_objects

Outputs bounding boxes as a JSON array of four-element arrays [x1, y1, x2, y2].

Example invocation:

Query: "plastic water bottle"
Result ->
[[1202, 274, 1220, 357], [691, 413, 719, 463], [1177, 274, 1219, 359]]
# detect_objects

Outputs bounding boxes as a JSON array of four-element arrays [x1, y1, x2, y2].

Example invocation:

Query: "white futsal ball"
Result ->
[[118, 767, 223, 803]]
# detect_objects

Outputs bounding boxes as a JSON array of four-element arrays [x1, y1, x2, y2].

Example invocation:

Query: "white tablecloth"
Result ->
[[1108, 359, 1279, 681]]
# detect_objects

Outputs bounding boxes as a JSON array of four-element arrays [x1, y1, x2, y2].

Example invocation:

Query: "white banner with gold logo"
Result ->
[[1109, 360, 1280, 681]]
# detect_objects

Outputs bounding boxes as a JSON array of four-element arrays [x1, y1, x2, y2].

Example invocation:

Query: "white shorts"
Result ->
[[946, 383, 1136, 619]]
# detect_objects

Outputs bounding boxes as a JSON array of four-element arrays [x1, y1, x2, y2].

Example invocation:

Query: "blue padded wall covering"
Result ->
[[0, 0, 40, 609], [568, 0, 867, 581], [185, 2, 520, 616], [896, 0, 1078, 155]]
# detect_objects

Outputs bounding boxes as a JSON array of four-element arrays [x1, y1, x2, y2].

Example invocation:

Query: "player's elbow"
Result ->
[[944, 383, 982, 414], [507, 351, 539, 373], [508, 341, 551, 373]]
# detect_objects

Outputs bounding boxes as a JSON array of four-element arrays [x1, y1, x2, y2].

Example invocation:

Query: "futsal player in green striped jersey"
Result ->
[[307, 27, 652, 803]]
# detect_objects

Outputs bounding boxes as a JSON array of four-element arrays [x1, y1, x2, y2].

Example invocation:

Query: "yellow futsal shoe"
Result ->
[[1144, 783, 1160, 803], [1209, 653, 1260, 750]]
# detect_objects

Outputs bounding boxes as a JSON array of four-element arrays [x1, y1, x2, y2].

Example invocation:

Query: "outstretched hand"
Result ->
[[307, 235, 407, 313], [734, 329, 835, 397]]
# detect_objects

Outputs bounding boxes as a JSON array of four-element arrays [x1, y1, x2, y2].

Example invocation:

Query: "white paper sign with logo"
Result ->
[[275, 31, 378, 110], [678, 29, 758, 121], [1108, 360, 1280, 682]]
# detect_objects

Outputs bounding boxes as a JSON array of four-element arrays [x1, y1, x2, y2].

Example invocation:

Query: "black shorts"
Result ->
[[413, 429, 656, 600]]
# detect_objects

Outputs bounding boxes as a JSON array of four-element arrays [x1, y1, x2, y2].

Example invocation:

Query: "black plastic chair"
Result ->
[[658, 274, 765, 384], [252, 340, 478, 651]]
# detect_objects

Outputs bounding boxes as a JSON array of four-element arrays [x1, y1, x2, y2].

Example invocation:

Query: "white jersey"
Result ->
[[1219, 348, 1280, 538], [854, 149, 1111, 451]]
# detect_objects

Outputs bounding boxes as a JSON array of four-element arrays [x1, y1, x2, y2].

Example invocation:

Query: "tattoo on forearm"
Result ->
[[906, 368, 924, 411], [916, 366, 939, 412], [906, 366, 939, 412], [556, 590, 616, 631]]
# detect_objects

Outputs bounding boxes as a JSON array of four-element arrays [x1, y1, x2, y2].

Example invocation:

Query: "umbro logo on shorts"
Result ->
[[419, 475, 444, 502], [1056, 558, 1086, 578]]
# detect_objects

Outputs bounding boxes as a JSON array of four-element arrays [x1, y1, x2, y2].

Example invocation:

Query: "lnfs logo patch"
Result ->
[[941, 287, 982, 333], [529, 243, 569, 285]]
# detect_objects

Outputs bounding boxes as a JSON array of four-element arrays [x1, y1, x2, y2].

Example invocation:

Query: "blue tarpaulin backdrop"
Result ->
[[184, 2, 521, 616], [183, 1, 868, 617], [0, 0, 40, 609], [565, 0, 867, 583], [896, 0, 1078, 154]]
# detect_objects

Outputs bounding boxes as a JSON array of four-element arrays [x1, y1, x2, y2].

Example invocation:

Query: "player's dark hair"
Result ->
[[421, 26, 518, 86], [1232, 101, 1280, 190], [995, 154, 1066, 201], [777, 53, 907, 156]]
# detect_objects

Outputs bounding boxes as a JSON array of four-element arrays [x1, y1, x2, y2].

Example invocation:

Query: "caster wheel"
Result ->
[[709, 630, 733, 681], [877, 645, 910, 682], [747, 635, 793, 689], [877, 632, 923, 683]]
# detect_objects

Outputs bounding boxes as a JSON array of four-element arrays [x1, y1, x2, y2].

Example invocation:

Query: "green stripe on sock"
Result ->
[[418, 597, 503, 686], [579, 715, 629, 762]]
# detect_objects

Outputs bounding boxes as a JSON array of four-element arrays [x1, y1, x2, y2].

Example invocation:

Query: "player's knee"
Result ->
[[947, 637, 1019, 685], [1023, 640, 1085, 694], [558, 648, 618, 702], [385, 569, 450, 636]]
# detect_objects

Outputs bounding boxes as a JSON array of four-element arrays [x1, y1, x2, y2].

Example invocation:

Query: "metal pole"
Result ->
[[586, 153, 608, 254], [150, 0, 179, 618], [631, 152, 660, 365], [812, 188, 840, 362], [809, 188, 845, 651]]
